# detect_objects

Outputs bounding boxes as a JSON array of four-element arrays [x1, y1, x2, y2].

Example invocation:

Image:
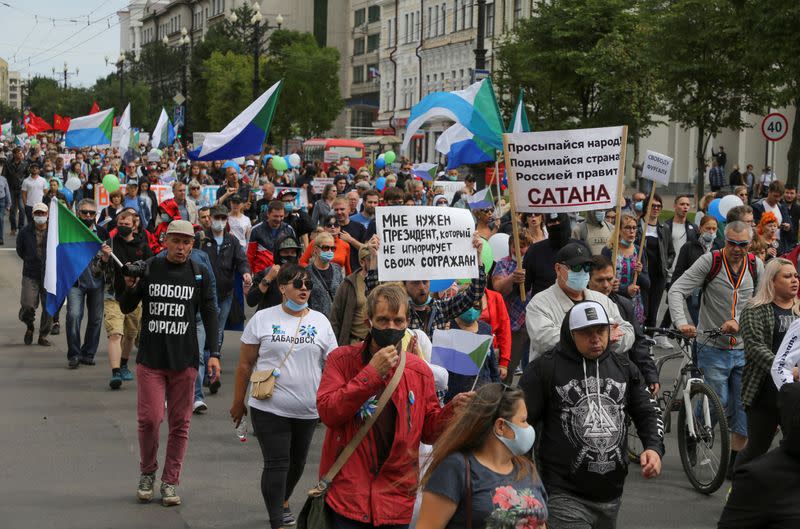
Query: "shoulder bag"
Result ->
[[250, 314, 305, 400], [297, 346, 407, 529]]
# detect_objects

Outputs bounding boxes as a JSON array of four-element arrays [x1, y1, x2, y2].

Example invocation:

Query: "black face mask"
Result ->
[[371, 326, 406, 348], [117, 225, 133, 237], [278, 255, 298, 265], [80, 218, 94, 228]]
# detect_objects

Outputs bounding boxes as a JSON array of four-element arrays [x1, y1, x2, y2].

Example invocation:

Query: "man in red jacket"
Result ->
[[317, 283, 472, 528]]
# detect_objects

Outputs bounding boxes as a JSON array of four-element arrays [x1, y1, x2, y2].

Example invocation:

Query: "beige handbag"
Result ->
[[250, 315, 304, 400]]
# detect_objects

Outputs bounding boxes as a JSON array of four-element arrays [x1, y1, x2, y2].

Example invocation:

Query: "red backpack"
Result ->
[[703, 250, 759, 292]]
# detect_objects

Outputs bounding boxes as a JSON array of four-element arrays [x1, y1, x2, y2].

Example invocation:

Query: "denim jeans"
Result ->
[[697, 345, 747, 436], [216, 295, 233, 351], [194, 316, 207, 402], [66, 284, 104, 360], [0, 205, 5, 241], [9, 189, 24, 232]]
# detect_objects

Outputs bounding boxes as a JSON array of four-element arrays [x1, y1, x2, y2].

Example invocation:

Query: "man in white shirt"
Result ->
[[526, 242, 635, 361], [21, 163, 48, 223], [665, 194, 698, 281]]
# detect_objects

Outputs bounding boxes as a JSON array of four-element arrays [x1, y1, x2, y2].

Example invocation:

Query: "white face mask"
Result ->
[[211, 220, 227, 232], [34, 216, 47, 225]]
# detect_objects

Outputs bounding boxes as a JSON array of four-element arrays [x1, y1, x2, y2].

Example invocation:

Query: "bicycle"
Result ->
[[626, 327, 731, 494]]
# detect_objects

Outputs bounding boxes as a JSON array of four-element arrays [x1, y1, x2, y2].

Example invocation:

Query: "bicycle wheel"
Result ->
[[677, 382, 730, 494], [626, 417, 644, 463]]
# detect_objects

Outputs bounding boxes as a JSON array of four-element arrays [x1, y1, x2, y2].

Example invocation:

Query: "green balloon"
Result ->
[[384, 150, 396, 164], [272, 156, 288, 171], [102, 174, 121, 193], [480, 240, 494, 274], [30, 138, 39, 146]]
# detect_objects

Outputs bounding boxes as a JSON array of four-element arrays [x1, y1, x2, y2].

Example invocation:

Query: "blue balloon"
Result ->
[[284, 155, 293, 168], [61, 187, 73, 204], [222, 160, 240, 173], [430, 279, 455, 293], [708, 198, 724, 222], [262, 154, 273, 164], [375, 176, 387, 192], [375, 158, 386, 169]]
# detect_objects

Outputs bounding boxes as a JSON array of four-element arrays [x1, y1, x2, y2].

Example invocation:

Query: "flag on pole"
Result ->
[[1, 121, 11, 136], [65, 108, 114, 148], [412, 162, 438, 181], [435, 123, 496, 170], [508, 89, 531, 133], [467, 187, 494, 210], [431, 329, 493, 376], [89, 101, 100, 114], [24, 111, 52, 135], [152, 108, 176, 148], [44, 199, 103, 316], [117, 103, 132, 159], [53, 114, 71, 132], [189, 80, 283, 161]]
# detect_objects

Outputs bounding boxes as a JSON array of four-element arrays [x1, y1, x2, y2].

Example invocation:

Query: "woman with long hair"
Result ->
[[602, 213, 649, 324], [738, 258, 800, 469], [523, 213, 547, 245], [311, 183, 337, 226], [415, 383, 547, 529]]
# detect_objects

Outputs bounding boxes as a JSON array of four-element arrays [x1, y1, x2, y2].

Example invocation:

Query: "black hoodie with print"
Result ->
[[519, 306, 665, 502]]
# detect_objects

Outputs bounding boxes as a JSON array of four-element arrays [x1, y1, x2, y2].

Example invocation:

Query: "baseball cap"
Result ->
[[210, 205, 229, 218], [32, 202, 48, 214], [245, 160, 255, 167], [165, 220, 195, 237], [278, 237, 302, 251], [278, 189, 297, 200], [556, 242, 592, 267], [569, 301, 610, 332], [228, 193, 243, 204]]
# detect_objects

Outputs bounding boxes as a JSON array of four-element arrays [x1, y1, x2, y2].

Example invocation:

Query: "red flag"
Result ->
[[53, 114, 70, 132], [113, 116, 118, 127], [24, 110, 52, 135], [90, 101, 100, 114]]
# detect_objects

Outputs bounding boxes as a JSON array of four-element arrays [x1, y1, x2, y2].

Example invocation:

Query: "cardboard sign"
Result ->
[[504, 126, 625, 213], [641, 150, 673, 187], [375, 206, 477, 281], [312, 177, 334, 194]]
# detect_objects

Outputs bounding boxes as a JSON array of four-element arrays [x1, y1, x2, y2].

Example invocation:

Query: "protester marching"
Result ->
[[4, 64, 800, 529]]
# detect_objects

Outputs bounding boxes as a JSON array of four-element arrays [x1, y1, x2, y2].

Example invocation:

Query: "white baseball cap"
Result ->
[[32, 202, 49, 214], [245, 160, 255, 167], [568, 301, 609, 332]]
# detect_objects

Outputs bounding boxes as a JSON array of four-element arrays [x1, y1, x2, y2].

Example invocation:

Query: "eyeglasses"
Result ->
[[622, 226, 637, 231], [325, 223, 339, 229], [79, 210, 97, 216], [319, 244, 336, 251], [726, 238, 751, 248], [651, 204, 663, 210], [291, 278, 314, 290], [563, 263, 592, 273]]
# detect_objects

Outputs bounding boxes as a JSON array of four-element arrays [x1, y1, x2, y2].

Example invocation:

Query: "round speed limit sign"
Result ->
[[762, 113, 789, 142]]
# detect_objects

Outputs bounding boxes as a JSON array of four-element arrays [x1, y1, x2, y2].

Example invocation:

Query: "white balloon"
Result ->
[[65, 176, 82, 191], [288, 153, 301, 168], [488, 233, 510, 262], [718, 194, 744, 218]]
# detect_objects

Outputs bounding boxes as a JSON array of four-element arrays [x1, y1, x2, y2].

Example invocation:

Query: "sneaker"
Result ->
[[79, 356, 95, 366], [119, 365, 134, 381], [193, 400, 208, 414], [160, 482, 181, 506], [283, 507, 297, 526], [109, 373, 123, 390], [68, 357, 80, 369], [50, 322, 60, 335], [657, 336, 674, 349], [209, 378, 221, 395], [37, 337, 52, 346], [514, 366, 523, 376], [24, 326, 33, 345], [137, 473, 156, 503]]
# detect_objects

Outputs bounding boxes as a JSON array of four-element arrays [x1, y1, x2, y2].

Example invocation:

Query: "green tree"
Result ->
[[90, 73, 154, 127], [645, 0, 768, 199], [128, 43, 184, 129], [0, 101, 22, 128], [202, 51, 262, 130]]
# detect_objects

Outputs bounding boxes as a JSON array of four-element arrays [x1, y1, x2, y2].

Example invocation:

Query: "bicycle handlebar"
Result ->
[[643, 326, 735, 341]]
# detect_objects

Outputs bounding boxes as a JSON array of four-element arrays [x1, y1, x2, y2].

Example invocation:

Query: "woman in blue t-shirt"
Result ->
[[416, 383, 547, 529]]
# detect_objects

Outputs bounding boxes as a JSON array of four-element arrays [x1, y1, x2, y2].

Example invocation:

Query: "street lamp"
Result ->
[[179, 27, 191, 139], [247, 2, 283, 100], [56, 61, 79, 90]]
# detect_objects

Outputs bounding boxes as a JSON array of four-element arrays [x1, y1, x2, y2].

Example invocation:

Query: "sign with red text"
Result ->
[[504, 126, 625, 213]]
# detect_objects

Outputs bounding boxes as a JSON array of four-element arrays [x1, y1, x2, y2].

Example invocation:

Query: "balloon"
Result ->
[[222, 160, 240, 172], [102, 174, 121, 193], [375, 176, 387, 192], [708, 198, 724, 223], [430, 279, 455, 293], [288, 153, 301, 168], [481, 240, 494, 273], [375, 158, 386, 169], [718, 194, 744, 218], [284, 155, 293, 168], [30, 138, 38, 146], [65, 176, 81, 191], [61, 187, 73, 203], [262, 154, 273, 165], [271, 156, 288, 171], [378, 153, 385, 160], [384, 151, 396, 164], [488, 233, 510, 262]]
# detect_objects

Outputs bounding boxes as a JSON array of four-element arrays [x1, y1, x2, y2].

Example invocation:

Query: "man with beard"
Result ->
[[523, 213, 574, 296], [350, 189, 380, 228]]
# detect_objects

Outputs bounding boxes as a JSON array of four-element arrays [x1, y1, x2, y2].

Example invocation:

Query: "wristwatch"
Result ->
[[209, 352, 222, 360]]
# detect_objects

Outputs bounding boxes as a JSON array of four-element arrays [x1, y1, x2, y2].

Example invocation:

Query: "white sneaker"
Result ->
[[657, 336, 674, 349], [193, 400, 208, 414]]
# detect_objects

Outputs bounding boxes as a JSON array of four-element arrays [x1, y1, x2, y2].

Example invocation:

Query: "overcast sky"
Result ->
[[0, 0, 126, 87]]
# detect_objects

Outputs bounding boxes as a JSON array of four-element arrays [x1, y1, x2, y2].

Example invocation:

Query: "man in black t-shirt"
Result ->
[[119, 220, 219, 508]]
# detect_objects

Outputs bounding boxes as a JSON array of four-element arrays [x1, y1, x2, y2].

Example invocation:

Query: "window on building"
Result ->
[[427, 7, 432, 37], [432, 6, 438, 36], [354, 38, 365, 55], [367, 33, 379, 52], [354, 8, 365, 26], [441, 4, 446, 34], [469, 0, 474, 28], [460, 0, 466, 30], [513, 0, 522, 24], [486, 2, 495, 37], [405, 14, 409, 43], [368, 5, 380, 23], [367, 63, 379, 80], [417, 10, 421, 40], [453, 0, 458, 32], [353, 65, 365, 84]]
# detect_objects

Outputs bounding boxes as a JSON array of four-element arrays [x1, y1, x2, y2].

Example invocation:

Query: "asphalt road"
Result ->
[[0, 237, 730, 529]]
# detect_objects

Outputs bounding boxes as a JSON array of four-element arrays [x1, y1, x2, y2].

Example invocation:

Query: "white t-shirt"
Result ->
[[242, 305, 337, 419], [763, 201, 783, 225], [227, 213, 252, 249], [21, 176, 47, 207]]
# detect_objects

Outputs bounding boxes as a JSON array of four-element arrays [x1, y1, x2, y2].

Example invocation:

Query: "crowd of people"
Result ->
[[2, 135, 799, 529]]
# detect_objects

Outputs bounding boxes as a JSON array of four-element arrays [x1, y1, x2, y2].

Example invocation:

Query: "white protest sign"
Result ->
[[375, 206, 477, 281], [312, 177, 334, 194], [505, 126, 625, 213], [433, 180, 465, 204], [641, 150, 673, 187]]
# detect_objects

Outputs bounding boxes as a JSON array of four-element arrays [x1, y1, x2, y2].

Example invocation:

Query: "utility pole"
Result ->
[[474, 0, 487, 71]]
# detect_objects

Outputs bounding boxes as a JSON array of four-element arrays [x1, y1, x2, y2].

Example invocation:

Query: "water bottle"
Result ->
[[235, 420, 248, 442]]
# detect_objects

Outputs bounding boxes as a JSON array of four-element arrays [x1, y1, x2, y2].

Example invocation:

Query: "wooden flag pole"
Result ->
[[502, 137, 527, 302], [255, 141, 268, 179], [633, 183, 657, 286], [611, 126, 629, 267]]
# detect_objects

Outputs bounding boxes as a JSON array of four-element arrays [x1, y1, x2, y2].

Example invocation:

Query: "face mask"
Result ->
[[619, 237, 632, 247], [495, 419, 536, 456], [319, 250, 335, 263], [45, 171, 54, 178], [387, 182, 396, 188], [80, 218, 94, 228], [278, 255, 298, 265], [566, 269, 590, 291], [700, 231, 715, 243], [117, 225, 133, 237], [411, 294, 432, 308], [34, 216, 47, 225], [285, 298, 308, 312], [284, 202, 295, 213], [634, 201, 643, 212], [200, 169, 207, 175], [371, 325, 406, 348], [459, 307, 481, 323], [211, 220, 227, 232], [447, 174, 457, 181], [161, 213, 171, 222], [594, 211, 606, 223]]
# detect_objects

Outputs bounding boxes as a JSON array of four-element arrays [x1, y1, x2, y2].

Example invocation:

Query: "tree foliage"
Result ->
[[202, 51, 263, 130]]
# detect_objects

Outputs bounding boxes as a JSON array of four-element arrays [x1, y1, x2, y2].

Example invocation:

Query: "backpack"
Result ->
[[702, 250, 759, 292]]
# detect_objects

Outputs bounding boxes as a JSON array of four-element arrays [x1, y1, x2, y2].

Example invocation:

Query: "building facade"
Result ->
[[8, 70, 23, 111]]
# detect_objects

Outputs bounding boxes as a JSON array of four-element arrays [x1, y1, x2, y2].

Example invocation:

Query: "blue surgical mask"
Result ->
[[566, 269, 590, 291], [634, 201, 643, 212], [700, 231, 716, 243], [319, 250, 335, 263], [619, 238, 632, 247], [459, 307, 481, 323], [495, 419, 536, 456], [594, 211, 606, 223], [284, 202, 295, 213], [411, 295, 432, 308], [285, 298, 308, 312]]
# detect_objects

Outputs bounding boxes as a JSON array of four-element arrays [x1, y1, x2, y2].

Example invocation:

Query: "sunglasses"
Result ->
[[291, 278, 314, 290], [79, 209, 97, 216], [650, 204, 663, 210], [726, 238, 751, 248], [325, 223, 339, 228], [564, 263, 592, 273], [319, 244, 336, 252]]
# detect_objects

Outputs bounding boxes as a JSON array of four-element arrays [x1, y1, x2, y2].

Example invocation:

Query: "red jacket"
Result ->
[[317, 340, 453, 526], [480, 288, 511, 368]]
